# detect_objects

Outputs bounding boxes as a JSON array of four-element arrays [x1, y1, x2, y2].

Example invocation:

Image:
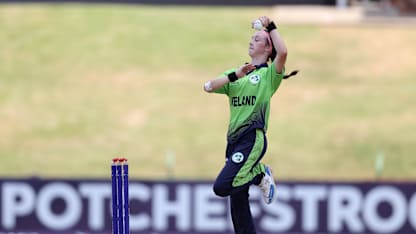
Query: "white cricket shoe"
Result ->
[[258, 165, 277, 204]]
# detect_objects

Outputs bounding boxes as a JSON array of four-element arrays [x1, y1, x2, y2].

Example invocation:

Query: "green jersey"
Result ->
[[214, 61, 284, 143]]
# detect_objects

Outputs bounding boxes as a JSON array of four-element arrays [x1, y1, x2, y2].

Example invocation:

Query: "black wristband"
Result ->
[[266, 21, 277, 32], [227, 72, 238, 82]]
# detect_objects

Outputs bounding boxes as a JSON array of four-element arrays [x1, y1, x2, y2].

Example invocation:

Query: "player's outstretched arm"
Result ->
[[203, 76, 229, 93], [203, 64, 255, 93]]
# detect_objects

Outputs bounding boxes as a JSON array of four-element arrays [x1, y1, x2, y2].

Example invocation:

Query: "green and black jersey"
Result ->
[[214, 61, 284, 144]]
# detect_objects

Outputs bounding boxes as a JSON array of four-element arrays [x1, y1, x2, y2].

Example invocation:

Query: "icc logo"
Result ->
[[249, 74, 261, 84], [231, 152, 245, 163]]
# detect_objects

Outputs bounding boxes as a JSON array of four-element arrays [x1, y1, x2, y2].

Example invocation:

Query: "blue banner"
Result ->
[[0, 178, 415, 233]]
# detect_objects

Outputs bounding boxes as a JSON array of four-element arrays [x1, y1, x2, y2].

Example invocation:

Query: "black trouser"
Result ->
[[213, 129, 267, 234]]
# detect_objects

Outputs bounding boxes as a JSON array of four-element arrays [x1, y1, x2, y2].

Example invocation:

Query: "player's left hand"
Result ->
[[236, 63, 256, 78]]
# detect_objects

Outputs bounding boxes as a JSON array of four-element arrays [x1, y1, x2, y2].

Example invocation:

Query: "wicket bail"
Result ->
[[111, 157, 130, 234]]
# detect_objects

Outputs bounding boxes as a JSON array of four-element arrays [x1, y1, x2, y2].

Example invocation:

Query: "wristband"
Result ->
[[266, 21, 277, 32], [227, 72, 238, 82]]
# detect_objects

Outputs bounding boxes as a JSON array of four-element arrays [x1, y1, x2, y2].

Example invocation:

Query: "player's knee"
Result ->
[[213, 182, 230, 197]]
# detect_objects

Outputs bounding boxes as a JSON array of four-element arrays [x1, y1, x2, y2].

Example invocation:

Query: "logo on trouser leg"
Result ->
[[231, 152, 244, 163]]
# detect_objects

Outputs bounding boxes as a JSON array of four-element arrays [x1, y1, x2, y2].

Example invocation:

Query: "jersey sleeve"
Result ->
[[213, 81, 229, 95], [267, 60, 284, 95], [213, 69, 235, 96]]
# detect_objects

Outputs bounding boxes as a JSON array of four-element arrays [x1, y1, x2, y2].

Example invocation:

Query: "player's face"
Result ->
[[248, 31, 270, 57]]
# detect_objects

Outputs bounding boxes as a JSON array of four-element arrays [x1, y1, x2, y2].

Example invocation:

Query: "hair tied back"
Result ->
[[283, 70, 299, 79]]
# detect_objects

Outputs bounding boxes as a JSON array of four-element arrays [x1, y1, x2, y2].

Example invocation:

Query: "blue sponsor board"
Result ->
[[0, 178, 416, 233]]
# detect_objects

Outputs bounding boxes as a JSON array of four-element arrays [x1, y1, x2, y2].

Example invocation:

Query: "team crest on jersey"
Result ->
[[231, 152, 244, 163], [249, 74, 261, 84]]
